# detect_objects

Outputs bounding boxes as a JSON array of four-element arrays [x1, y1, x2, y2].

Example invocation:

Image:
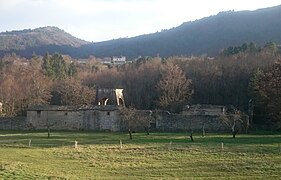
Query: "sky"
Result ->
[[0, 0, 281, 42]]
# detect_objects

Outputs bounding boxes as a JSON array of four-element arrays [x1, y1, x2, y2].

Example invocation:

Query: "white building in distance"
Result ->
[[112, 56, 126, 65]]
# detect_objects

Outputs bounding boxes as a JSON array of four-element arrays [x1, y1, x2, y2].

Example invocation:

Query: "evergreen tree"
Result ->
[[42, 53, 67, 79], [52, 53, 67, 79], [42, 53, 55, 78]]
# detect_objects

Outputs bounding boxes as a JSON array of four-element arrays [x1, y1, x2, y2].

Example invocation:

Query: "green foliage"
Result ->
[[263, 41, 279, 54], [42, 53, 68, 79], [52, 53, 67, 79], [68, 62, 77, 77], [222, 42, 259, 56], [42, 53, 54, 78]]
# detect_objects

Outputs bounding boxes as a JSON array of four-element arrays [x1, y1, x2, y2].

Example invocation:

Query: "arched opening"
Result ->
[[118, 98, 124, 106], [98, 97, 110, 106]]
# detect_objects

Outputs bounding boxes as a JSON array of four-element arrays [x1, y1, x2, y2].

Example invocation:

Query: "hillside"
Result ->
[[82, 4, 281, 58], [0, 26, 88, 51], [1, 5, 281, 58]]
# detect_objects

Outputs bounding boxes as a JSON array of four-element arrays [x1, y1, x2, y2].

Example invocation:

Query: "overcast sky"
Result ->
[[0, 0, 280, 42]]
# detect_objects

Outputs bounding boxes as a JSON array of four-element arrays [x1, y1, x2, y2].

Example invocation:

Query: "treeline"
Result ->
[[221, 41, 279, 56], [0, 44, 280, 125]]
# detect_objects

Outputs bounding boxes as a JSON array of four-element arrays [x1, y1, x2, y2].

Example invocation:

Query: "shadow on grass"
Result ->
[[0, 130, 280, 149], [0, 130, 127, 148]]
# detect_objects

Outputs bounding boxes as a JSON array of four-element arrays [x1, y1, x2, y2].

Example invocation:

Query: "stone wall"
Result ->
[[27, 110, 82, 130], [0, 106, 249, 133], [153, 111, 249, 133], [0, 117, 26, 130], [26, 106, 121, 131]]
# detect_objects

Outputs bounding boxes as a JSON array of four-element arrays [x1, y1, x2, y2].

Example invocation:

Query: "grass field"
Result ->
[[0, 131, 281, 179]]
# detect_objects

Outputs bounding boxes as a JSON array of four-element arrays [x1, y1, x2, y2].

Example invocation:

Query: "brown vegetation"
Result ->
[[0, 44, 280, 126]]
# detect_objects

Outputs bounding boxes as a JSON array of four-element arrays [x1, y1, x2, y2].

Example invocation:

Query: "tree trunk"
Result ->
[[232, 120, 236, 138], [190, 129, 194, 142], [47, 111, 50, 138], [245, 117, 250, 134], [232, 129, 239, 138], [47, 125, 50, 138], [190, 133, 194, 142], [202, 123, 205, 137], [144, 126, 150, 135], [129, 128, 132, 140]]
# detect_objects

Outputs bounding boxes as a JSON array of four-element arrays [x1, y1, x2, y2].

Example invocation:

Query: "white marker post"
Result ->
[[120, 140, 123, 149]]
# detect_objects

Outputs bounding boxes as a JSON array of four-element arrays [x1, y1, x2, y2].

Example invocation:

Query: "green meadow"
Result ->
[[0, 131, 281, 179]]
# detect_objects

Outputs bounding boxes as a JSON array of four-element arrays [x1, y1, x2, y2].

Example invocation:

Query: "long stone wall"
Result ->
[[0, 107, 249, 133], [0, 117, 26, 130], [153, 111, 249, 133]]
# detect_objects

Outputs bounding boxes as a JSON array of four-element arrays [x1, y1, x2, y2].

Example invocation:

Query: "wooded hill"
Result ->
[[0, 5, 281, 58], [0, 26, 88, 51], [84, 4, 281, 58]]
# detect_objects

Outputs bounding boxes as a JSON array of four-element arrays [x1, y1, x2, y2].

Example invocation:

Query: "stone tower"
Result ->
[[0, 102, 2, 114], [96, 89, 125, 106]]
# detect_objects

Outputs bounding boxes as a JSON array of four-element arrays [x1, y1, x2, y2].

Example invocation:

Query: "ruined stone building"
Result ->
[[96, 89, 125, 106], [26, 88, 126, 131], [0, 89, 250, 132]]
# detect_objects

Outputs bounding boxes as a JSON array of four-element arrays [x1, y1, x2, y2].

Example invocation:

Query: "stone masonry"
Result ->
[[0, 105, 249, 133]]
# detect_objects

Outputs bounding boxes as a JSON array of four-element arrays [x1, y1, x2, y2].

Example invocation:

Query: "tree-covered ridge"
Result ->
[[81, 4, 281, 58], [0, 26, 89, 51], [0, 5, 281, 58]]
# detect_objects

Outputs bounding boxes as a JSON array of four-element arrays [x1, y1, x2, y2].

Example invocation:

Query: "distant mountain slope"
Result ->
[[1, 5, 281, 58], [0, 26, 88, 51], [82, 4, 281, 58]]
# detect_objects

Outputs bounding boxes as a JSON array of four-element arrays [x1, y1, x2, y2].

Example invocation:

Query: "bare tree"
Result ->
[[120, 107, 151, 139], [122, 58, 162, 110], [156, 62, 192, 112], [220, 106, 243, 138], [250, 59, 281, 124], [120, 107, 136, 140], [53, 78, 96, 106], [0, 62, 52, 116]]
